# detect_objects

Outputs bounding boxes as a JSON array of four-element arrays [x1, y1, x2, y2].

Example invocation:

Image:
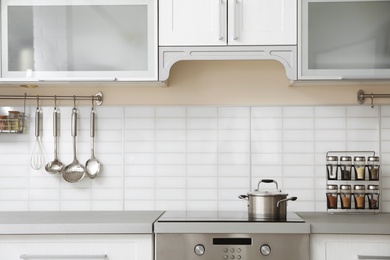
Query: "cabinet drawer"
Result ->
[[311, 234, 390, 260], [0, 235, 152, 260]]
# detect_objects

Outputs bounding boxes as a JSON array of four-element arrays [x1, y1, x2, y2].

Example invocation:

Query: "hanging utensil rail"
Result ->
[[0, 91, 103, 106], [357, 90, 390, 108]]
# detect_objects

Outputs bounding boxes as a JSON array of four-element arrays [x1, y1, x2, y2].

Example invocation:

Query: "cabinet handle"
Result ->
[[233, 0, 239, 40], [20, 255, 107, 259], [219, 0, 225, 40], [357, 255, 390, 259]]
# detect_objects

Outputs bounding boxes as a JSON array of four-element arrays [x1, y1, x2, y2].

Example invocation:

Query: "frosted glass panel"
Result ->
[[8, 5, 148, 72], [308, 1, 390, 70]]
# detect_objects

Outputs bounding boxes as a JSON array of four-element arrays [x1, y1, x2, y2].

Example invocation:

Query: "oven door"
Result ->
[[155, 233, 309, 260]]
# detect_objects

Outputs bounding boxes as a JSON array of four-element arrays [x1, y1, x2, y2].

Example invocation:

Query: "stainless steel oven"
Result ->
[[155, 211, 310, 260]]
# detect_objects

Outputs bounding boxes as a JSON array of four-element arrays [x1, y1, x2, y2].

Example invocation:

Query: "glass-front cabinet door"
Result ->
[[300, 0, 390, 80], [1, 0, 157, 81]]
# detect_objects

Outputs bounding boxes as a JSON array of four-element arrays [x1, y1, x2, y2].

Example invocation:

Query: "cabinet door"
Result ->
[[1, 0, 157, 81], [159, 0, 226, 46], [228, 0, 297, 45], [311, 234, 390, 260], [0, 234, 153, 260]]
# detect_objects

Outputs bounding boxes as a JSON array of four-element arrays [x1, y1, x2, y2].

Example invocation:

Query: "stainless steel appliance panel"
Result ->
[[156, 233, 309, 260]]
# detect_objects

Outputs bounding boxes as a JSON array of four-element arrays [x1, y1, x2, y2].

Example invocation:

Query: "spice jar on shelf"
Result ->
[[340, 185, 352, 209], [354, 156, 366, 180], [8, 110, 20, 131], [367, 156, 380, 180], [326, 156, 338, 180], [367, 185, 380, 210], [0, 115, 8, 131], [340, 156, 352, 180], [353, 185, 366, 209], [326, 184, 338, 209]]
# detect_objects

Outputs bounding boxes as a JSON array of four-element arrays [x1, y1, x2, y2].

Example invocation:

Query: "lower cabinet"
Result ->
[[0, 234, 153, 260], [311, 234, 390, 260]]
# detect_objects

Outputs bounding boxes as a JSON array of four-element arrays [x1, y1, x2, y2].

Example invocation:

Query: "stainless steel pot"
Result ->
[[239, 179, 297, 221]]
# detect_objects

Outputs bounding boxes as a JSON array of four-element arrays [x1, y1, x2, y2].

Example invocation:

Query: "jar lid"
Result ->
[[327, 184, 338, 190], [340, 185, 351, 190], [326, 156, 338, 162], [340, 156, 352, 161], [368, 156, 380, 162], [354, 156, 366, 162], [368, 185, 379, 190], [354, 185, 365, 190]]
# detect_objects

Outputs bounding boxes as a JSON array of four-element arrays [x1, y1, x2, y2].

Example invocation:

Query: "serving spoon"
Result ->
[[61, 103, 85, 183], [85, 104, 101, 179], [45, 97, 64, 174]]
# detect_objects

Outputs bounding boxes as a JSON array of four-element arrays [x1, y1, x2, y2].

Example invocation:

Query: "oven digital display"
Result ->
[[213, 238, 252, 245]]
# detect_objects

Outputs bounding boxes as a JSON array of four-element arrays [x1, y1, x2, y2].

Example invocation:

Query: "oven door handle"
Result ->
[[357, 255, 390, 259]]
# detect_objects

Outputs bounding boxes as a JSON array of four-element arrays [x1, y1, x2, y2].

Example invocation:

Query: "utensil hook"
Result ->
[[73, 95, 76, 109], [54, 95, 57, 109], [91, 95, 96, 112], [36, 95, 40, 110]]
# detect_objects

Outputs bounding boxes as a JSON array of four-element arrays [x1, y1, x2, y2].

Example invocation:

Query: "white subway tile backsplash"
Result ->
[[251, 107, 282, 118], [187, 107, 218, 118], [314, 106, 346, 117], [283, 118, 313, 129], [218, 107, 250, 118], [156, 106, 186, 117], [1, 104, 389, 213], [283, 106, 314, 117], [315, 118, 346, 129]]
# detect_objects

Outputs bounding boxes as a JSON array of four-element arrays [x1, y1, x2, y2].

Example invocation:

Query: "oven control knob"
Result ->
[[260, 244, 271, 256], [194, 244, 205, 255]]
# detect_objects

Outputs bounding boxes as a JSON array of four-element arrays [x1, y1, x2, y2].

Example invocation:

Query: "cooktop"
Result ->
[[157, 211, 305, 223]]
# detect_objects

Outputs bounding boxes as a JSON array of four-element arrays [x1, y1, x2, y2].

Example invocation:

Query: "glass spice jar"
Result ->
[[340, 185, 351, 209], [326, 156, 338, 180], [353, 185, 366, 209], [367, 185, 380, 210], [326, 184, 338, 209], [340, 156, 352, 180], [0, 115, 8, 131], [8, 110, 20, 131], [354, 156, 366, 180], [367, 156, 380, 180]]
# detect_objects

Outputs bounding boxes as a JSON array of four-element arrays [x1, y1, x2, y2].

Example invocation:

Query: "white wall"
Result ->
[[0, 104, 388, 212]]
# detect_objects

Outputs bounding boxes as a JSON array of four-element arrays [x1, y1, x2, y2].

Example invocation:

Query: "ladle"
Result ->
[[30, 96, 45, 170], [45, 97, 64, 174], [61, 100, 85, 183], [85, 101, 101, 179]]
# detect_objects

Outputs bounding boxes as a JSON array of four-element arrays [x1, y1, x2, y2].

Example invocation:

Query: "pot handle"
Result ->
[[276, 196, 297, 207], [238, 195, 248, 201], [256, 179, 279, 191]]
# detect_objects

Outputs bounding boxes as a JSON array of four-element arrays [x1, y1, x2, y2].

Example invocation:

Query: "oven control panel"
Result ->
[[156, 233, 309, 260]]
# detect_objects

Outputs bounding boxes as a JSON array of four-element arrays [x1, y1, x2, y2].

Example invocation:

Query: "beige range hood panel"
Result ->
[[159, 46, 297, 82]]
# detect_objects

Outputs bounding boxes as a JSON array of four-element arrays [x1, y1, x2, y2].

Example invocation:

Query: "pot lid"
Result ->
[[248, 179, 288, 197]]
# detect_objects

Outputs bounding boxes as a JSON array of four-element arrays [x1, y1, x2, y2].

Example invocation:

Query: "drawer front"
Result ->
[[0, 235, 152, 260], [311, 234, 390, 260]]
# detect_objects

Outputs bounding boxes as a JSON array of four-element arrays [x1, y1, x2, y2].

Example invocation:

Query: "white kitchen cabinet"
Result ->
[[311, 234, 390, 260], [1, 0, 157, 82], [299, 0, 390, 80], [0, 234, 153, 260], [159, 0, 297, 46]]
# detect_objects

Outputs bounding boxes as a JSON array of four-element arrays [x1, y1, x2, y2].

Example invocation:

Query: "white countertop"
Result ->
[[297, 212, 390, 235], [0, 211, 389, 235], [0, 211, 164, 234]]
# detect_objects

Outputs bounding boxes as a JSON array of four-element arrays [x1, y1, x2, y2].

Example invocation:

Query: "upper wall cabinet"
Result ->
[[299, 0, 390, 80], [1, 0, 157, 82], [159, 0, 297, 46]]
